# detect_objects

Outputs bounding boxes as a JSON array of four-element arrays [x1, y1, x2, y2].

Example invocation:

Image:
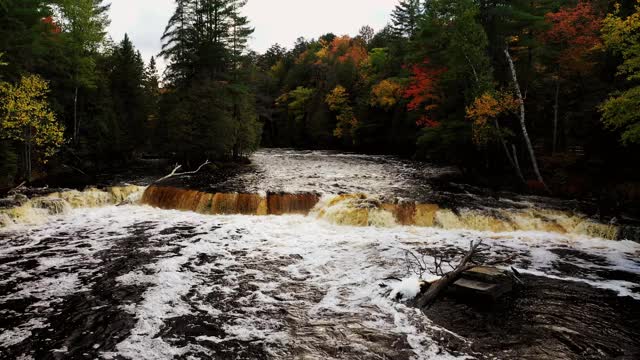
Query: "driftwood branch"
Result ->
[[7, 181, 26, 195], [154, 160, 211, 184], [414, 240, 485, 309], [411, 241, 520, 309], [404, 250, 429, 279], [12, 181, 26, 191]]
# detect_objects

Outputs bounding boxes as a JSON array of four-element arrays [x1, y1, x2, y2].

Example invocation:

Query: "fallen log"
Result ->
[[414, 240, 484, 309]]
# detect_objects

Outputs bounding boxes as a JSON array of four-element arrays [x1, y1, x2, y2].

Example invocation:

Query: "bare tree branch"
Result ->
[[153, 160, 211, 184], [62, 164, 88, 176], [404, 250, 428, 279], [11, 181, 26, 191], [414, 239, 485, 309]]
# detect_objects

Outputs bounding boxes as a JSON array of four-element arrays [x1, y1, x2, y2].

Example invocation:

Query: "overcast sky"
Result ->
[[107, 0, 398, 71]]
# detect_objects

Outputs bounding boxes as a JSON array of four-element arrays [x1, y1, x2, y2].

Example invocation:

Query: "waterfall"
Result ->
[[0, 185, 146, 227], [138, 185, 623, 240], [141, 186, 320, 216]]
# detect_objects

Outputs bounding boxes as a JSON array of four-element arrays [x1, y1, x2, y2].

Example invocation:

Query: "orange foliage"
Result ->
[[466, 92, 518, 127], [402, 59, 446, 127], [42, 16, 61, 34], [541, 1, 602, 72], [329, 36, 368, 65], [466, 91, 520, 145]]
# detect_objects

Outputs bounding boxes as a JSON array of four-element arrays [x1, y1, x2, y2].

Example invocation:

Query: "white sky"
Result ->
[[107, 0, 398, 70]]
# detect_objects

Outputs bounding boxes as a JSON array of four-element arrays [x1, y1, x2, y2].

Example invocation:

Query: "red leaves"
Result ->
[[42, 16, 61, 34], [402, 58, 446, 127], [541, 1, 602, 72], [416, 116, 440, 128]]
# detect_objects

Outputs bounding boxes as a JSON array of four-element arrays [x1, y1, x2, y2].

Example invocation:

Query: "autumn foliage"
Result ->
[[599, 1, 640, 145], [541, 1, 602, 72], [326, 85, 357, 139], [370, 79, 402, 110], [402, 59, 446, 127], [0, 74, 64, 160], [42, 16, 62, 34], [466, 91, 519, 145], [312, 35, 368, 66]]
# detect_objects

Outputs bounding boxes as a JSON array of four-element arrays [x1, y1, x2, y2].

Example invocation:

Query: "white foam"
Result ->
[[1, 205, 638, 358]]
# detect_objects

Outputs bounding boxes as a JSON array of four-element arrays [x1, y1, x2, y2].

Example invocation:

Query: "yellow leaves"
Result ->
[[600, 1, 640, 145], [326, 85, 349, 112], [602, 1, 640, 81], [0, 74, 65, 160], [465, 91, 519, 145], [466, 93, 500, 127], [326, 85, 358, 140], [316, 47, 329, 60], [370, 79, 402, 110]]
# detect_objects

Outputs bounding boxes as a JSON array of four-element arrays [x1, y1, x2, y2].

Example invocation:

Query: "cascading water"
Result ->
[[1, 149, 639, 359], [0, 185, 146, 227], [139, 186, 623, 240]]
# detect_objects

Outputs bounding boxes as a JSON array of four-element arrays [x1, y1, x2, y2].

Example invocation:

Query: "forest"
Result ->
[[1, 0, 639, 200]]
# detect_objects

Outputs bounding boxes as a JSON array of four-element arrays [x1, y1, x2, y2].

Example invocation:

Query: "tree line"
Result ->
[[254, 0, 640, 196], [0, 0, 261, 187], [1, 0, 639, 199]]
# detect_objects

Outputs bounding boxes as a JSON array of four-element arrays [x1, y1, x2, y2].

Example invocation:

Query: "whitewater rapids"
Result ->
[[1, 205, 639, 359]]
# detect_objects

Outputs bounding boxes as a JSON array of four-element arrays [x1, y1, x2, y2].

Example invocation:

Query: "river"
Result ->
[[1, 149, 639, 359]]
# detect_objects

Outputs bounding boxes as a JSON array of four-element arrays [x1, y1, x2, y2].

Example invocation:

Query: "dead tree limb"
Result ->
[[153, 160, 211, 184], [415, 240, 484, 309], [7, 181, 26, 195], [12, 181, 26, 191], [62, 164, 88, 176], [404, 250, 429, 279]]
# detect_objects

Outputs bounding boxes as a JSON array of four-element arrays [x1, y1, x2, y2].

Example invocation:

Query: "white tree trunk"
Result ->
[[504, 48, 549, 192], [494, 119, 525, 184]]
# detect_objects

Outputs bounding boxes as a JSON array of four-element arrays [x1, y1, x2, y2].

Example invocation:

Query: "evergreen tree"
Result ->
[[145, 56, 161, 149], [0, 0, 53, 80], [391, 0, 423, 38], [54, 0, 110, 144], [109, 34, 147, 155], [228, 0, 254, 73], [161, 0, 250, 82], [159, 0, 192, 84], [159, 0, 261, 161], [145, 56, 161, 91]]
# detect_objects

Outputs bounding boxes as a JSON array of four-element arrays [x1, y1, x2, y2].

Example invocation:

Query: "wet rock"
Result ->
[[425, 274, 640, 359], [449, 267, 513, 301], [0, 194, 28, 209]]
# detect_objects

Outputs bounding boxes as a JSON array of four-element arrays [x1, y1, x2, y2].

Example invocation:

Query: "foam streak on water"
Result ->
[[1, 206, 639, 359], [222, 149, 457, 196]]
